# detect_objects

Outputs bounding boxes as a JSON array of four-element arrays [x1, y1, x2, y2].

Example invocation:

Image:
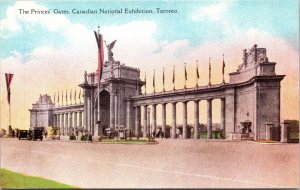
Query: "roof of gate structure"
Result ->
[[81, 59, 144, 89], [127, 44, 284, 105]]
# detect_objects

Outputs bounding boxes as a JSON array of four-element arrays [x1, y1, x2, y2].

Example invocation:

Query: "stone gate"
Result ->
[[30, 44, 285, 140]]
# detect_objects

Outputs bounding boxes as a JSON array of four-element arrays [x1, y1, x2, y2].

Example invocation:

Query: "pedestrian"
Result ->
[[12, 130, 15, 138]]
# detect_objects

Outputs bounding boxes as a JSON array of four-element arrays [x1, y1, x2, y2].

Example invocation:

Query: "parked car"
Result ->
[[27, 127, 43, 141], [18, 130, 28, 140]]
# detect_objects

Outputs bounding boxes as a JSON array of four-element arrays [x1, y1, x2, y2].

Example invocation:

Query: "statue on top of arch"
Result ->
[[105, 40, 117, 62]]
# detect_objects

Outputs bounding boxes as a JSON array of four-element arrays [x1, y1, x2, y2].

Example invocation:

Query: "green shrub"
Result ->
[[69, 135, 76, 140], [81, 135, 88, 141]]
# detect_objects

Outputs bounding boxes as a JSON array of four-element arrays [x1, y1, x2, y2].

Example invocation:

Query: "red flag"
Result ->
[[5, 73, 14, 105], [163, 67, 165, 86], [70, 89, 72, 104], [222, 54, 225, 75], [62, 90, 64, 105], [184, 63, 187, 80], [153, 69, 155, 89], [65, 89, 68, 104], [196, 61, 199, 79], [74, 89, 76, 103], [172, 65, 175, 83], [58, 91, 60, 104], [54, 92, 56, 104], [94, 31, 104, 81]]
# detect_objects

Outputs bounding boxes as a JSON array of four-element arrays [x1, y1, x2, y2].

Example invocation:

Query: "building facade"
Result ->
[[29, 44, 285, 140]]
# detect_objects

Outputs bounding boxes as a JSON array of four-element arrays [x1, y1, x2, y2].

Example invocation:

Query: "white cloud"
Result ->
[[0, 1, 70, 37], [191, 1, 233, 21]]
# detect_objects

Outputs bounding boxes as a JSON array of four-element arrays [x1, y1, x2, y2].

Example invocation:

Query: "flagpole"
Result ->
[[153, 69, 155, 94], [145, 71, 147, 95], [196, 60, 199, 88], [9, 98, 11, 128], [222, 54, 225, 84], [163, 67, 165, 92], [209, 57, 211, 86], [173, 65, 175, 90], [9, 72, 11, 128], [184, 62, 187, 89], [97, 25, 101, 125]]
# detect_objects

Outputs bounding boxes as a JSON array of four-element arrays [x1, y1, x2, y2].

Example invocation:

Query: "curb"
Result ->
[[246, 140, 286, 145], [46, 139, 159, 145]]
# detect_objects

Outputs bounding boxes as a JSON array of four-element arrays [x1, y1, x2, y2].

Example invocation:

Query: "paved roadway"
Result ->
[[0, 138, 298, 188]]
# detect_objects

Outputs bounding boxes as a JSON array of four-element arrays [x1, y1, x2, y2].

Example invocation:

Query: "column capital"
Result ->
[[194, 100, 200, 103]]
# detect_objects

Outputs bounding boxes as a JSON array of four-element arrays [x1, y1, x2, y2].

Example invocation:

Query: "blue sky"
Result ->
[[0, 0, 299, 59]]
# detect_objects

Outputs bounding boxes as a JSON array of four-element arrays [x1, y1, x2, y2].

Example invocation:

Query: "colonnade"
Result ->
[[129, 98, 226, 139], [53, 111, 83, 136]]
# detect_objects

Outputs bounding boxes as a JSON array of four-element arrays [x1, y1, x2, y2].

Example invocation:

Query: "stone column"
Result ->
[[65, 113, 69, 136], [172, 102, 177, 139], [207, 99, 212, 139], [110, 92, 115, 129], [83, 89, 88, 133], [220, 98, 225, 131], [53, 114, 56, 127], [182, 101, 188, 139], [70, 112, 74, 135], [143, 105, 147, 138], [162, 103, 166, 135], [58, 114, 61, 135], [55, 114, 58, 127], [194, 100, 199, 139], [152, 104, 157, 137], [115, 93, 118, 129], [56, 114, 59, 128], [90, 99, 94, 134], [135, 106, 141, 138], [61, 113, 65, 135], [93, 107, 97, 134], [126, 101, 131, 130], [147, 108, 150, 138], [79, 111, 82, 128], [74, 112, 77, 129], [87, 97, 91, 133], [281, 120, 291, 143]]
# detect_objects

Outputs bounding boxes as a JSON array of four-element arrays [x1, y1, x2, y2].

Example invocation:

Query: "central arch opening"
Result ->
[[99, 90, 110, 134]]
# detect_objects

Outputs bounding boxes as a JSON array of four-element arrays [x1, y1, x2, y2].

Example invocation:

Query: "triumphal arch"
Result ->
[[30, 44, 284, 140]]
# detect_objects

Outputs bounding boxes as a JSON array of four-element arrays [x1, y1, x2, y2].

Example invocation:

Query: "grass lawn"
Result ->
[[0, 168, 79, 188]]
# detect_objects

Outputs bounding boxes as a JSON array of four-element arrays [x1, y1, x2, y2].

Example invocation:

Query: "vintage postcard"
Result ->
[[0, 0, 299, 189]]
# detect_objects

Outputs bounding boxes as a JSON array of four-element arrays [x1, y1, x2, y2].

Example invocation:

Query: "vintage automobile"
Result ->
[[27, 127, 44, 141], [18, 130, 28, 140]]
